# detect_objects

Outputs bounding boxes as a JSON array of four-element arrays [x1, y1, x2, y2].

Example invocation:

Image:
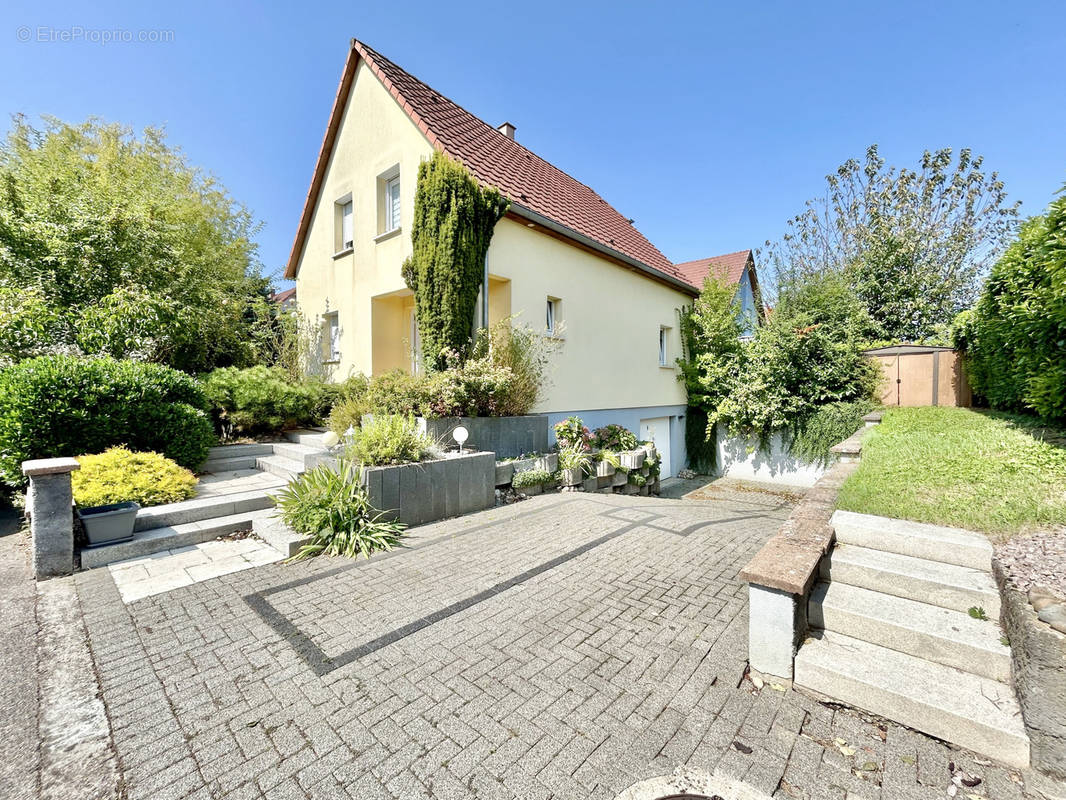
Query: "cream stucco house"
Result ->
[[286, 39, 758, 478]]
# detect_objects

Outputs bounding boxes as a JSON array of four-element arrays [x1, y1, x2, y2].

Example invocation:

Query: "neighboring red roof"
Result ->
[[674, 249, 753, 290], [285, 39, 691, 291], [271, 287, 296, 304]]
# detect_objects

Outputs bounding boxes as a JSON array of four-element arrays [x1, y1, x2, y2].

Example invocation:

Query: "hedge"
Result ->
[[0, 355, 215, 486]]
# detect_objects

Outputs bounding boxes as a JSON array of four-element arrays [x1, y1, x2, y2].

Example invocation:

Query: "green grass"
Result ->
[[836, 407, 1066, 539]]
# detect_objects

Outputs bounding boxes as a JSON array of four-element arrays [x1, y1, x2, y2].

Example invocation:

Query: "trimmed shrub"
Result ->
[[73, 447, 198, 507], [0, 355, 214, 487], [426, 358, 514, 417], [363, 370, 432, 416], [202, 366, 320, 437], [346, 414, 434, 466]]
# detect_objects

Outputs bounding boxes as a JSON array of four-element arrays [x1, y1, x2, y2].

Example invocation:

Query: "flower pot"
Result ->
[[560, 467, 583, 487], [78, 501, 140, 546]]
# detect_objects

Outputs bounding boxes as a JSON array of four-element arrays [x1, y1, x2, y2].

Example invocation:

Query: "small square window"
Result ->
[[322, 312, 340, 362], [546, 297, 559, 335]]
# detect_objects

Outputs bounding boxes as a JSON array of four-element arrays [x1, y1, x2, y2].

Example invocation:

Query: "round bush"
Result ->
[[73, 447, 198, 508], [201, 366, 319, 437], [0, 355, 216, 487]]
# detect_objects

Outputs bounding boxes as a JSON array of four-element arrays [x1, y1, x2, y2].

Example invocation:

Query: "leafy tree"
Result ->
[[764, 145, 1019, 342], [0, 115, 270, 372], [955, 185, 1066, 420], [402, 151, 509, 370]]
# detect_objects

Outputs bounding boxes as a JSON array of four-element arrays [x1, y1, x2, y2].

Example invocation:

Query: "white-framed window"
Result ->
[[334, 194, 353, 254], [385, 176, 401, 232], [323, 312, 340, 362], [546, 297, 559, 335], [377, 166, 401, 236], [659, 325, 669, 366]]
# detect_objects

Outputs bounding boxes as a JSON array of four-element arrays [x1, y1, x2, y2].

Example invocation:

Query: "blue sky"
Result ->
[[3, 0, 1064, 288]]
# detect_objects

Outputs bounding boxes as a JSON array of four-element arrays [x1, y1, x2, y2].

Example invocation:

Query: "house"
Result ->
[[674, 250, 763, 337], [270, 287, 297, 313], [287, 39, 736, 478]]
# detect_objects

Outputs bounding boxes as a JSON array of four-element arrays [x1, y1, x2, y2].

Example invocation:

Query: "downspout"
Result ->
[[480, 252, 489, 330]]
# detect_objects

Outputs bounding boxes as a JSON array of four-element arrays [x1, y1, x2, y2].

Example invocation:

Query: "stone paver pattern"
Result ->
[[66, 487, 1042, 800], [109, 537, 284, 603]]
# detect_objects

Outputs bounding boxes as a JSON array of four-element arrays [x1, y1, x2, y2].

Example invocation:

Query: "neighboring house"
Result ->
[[286, 39, 707, 477], [674, 249, 763, 337], [270, 287, 297, 313]]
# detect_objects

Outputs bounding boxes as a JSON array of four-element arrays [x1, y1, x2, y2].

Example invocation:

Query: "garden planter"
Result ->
[[495, 462, 515, 487], [418, 416, 549, 460], [612, 470, 628, 487], [359, 452, 495, 526], [522, 482, 543, 496], [560, 467, 583, 487], [582, 476, 598, 493], [620, 451, 645, 469], [642, 444, 657, 460], [595, 460, 615, 478], [78, 502, 140, 546], [536, 453, 558, 473]]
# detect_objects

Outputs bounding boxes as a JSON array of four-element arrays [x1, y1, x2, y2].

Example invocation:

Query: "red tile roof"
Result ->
[[286, 39, 692, 292], [674, 249, 753, 290], [271, 287, 296, 304]]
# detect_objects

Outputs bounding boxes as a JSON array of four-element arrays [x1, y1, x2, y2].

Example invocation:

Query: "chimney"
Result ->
[[497, 121, 516, 140]]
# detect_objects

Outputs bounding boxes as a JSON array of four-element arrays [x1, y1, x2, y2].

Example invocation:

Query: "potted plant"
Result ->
[[557, 445, 592, 487], [72, 447, 199, 546]]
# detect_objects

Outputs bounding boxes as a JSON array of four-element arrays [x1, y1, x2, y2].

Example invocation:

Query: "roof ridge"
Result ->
[[353, 39, 611, 201]]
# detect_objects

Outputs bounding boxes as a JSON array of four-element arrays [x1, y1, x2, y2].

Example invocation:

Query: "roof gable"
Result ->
[[674, 249, 753, 290], [286, 39, 691, 291]]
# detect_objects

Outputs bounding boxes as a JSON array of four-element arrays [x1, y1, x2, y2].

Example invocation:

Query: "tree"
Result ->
[[0, 115, 270, 372], [763, 145, 1019, 342], [956, 185, 1066, 420], [402, 151, 509, 371]]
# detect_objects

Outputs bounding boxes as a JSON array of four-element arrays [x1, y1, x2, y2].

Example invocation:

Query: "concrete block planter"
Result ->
[[521, 483, 543, 496], [360, 451, 495, 527], [612, 470, 629, 487], [620, 451, 645, 470], [595, 460, 615, 479], [418, 415, 548, 460], [495, 462, 515, 487], [559, 467, 583, 487], [78, 502, 140, 546], [582, 476, 598, 493]]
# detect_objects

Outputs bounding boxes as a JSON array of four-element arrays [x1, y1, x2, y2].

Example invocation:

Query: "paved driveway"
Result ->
[[65, 487, 1036, 800]]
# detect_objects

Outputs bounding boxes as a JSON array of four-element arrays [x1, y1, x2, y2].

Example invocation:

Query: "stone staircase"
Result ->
[[794, 509, 1029, 768], [80, 429, 331, 569]]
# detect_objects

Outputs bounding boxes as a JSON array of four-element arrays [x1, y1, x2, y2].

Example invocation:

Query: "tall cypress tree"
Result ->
[[402, 152, 509, 371]]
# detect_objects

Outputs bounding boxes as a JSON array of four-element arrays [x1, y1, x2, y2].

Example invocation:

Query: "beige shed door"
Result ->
[[639, 417, 672, 479]]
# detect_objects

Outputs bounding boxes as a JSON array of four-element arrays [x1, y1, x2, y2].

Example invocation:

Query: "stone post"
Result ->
[[22, 457, 80, 579]]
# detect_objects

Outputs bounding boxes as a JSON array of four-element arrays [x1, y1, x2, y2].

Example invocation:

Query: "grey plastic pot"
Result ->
[[78, 501, 140, 546]]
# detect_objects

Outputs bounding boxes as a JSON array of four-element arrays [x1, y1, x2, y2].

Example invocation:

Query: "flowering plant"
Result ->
[[554, 416, 591, 450]]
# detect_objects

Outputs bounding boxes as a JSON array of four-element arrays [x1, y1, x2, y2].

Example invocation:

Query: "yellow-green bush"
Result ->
[[73, 447, 198, 508]]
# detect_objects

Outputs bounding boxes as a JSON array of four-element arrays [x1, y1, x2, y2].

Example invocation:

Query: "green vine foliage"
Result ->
[[955, 185, 1066, 421], [402, 152, 510, 370]]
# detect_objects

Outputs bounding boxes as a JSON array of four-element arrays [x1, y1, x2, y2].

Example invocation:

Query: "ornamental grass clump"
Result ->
[[274, 461, 405, 561], [72, 447, 198, 508]]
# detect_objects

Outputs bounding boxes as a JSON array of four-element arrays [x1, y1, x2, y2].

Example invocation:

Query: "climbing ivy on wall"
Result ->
[[402, 152, 510, 371]]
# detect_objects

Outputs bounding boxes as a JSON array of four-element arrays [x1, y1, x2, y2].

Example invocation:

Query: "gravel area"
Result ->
[[994, 526, 1066, 598]]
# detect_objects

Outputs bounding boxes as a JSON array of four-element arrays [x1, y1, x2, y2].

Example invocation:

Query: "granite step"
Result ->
[[808, 581, 1011, 682], [205, 443, 274, 461], [285, 428, 331, 447], [255, 455, 304, 481], [252, 514, 312, 559], [82, 509, 274, 569], [199, 455, 258, 474], [133, 489, 276, 532], [820, 543, 1002, 617], [830, 510, 993, 570], [270, 441, 326, 467], [794, 630, 1028, 768]]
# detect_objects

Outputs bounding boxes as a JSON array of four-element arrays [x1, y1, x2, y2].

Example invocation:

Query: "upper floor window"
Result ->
[[385, 176, 401, 232], [334, 195, 353, 254], [376, 166, 401, 236], [546, 297, 559, 335], [659, 325, 670, 366]]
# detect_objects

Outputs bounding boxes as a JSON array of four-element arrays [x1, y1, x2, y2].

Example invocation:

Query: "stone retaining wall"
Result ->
[[993, 559, 1066, 779], [419, 416, 548, 460]]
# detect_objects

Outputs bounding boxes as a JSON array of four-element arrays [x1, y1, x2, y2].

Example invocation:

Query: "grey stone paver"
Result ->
[[63, 488, 1047, 799], [0, 511, 38, 800]]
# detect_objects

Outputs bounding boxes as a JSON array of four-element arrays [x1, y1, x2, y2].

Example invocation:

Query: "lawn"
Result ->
[[836, 406, 1066, 539]]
